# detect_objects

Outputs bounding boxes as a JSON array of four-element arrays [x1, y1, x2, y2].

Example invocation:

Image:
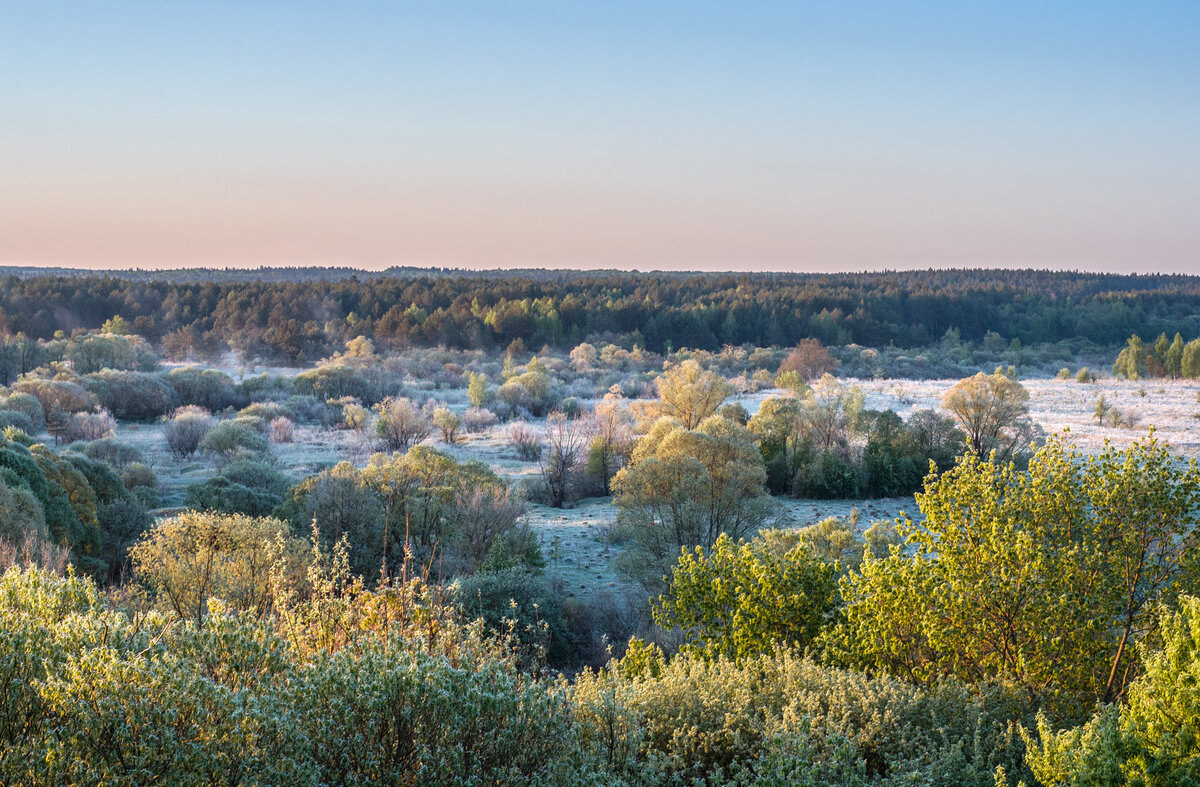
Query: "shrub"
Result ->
[[508, 422, 542, 461], [81, 436, 143, 468], [82, 369, 177, 420], [163, 407, 214, 458], [120, 462, 156, 490], [63, 410, 117, 442], [234, 373, 294, 402], [571, 649, 1032, 785], [166, 366, 243, 411], [198, 420, 270, 464], [129, 511, 300, 622], [268, 416, 295, 443], [183, 460, 290, 517], [12, 378, 99, 417], [452, 567, 574, 666], [374, 396, 432, 451], [463, 406, 497, 433], [0, 392, 44, 432], [0, 409, 34, 435]]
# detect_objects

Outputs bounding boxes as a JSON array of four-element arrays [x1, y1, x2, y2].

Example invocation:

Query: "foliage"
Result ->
[[431, 405, 461, 444], [571, 647, 1033, 786], [941, 371, 1040, 463], [654, 532, 838, 661], [163, 406, 215, 458], [831, 434, 1200, 712], [130, 511, 302, 623], [612, 414, 775, 585], [167, 365, 243, 411], [653, 359, 734, 429], [184, 460, 291, 517], [374, 396, 432, 451], [198, 419, 270, 464]]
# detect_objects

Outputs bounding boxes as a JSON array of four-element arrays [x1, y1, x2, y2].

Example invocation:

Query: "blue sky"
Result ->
[[1, 2, 1197, 272]]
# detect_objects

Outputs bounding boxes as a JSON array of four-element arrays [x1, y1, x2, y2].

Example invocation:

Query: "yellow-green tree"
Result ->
[[612, 415, 775, 583], [653, 532, 837, 661], [941, 371, 1039, 462], [653, 359, 733, 429], [130, 512, 303, 624], [831, 434, 1200, 709]]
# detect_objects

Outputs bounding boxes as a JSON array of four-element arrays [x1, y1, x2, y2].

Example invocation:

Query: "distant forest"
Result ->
[[1, 267, 1199, 363]]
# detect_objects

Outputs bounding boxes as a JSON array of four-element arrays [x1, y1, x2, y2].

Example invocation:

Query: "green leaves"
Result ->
[[654, 533, 838, 662], [833, 434, 1200, 710]]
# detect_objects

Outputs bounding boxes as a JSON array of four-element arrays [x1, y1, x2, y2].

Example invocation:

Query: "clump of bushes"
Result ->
[[82, 369, 177, 421], [183, 459, 291, 516], [167, 366, 243, 411]]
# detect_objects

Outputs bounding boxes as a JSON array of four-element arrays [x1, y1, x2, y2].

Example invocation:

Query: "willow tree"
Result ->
[[941, 371, 1039, 463]]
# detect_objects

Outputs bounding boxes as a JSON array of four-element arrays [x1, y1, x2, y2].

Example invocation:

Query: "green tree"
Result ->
[[1025, 595, 1200, 786], [831, 435, 1200, 709], [1184, 338, 1200, 379], [1113, 334, 1147, 379], [1093, 394, 1111, 426], [654, 532, 837, 661], [467, 371, 490, 407], [1166, 332, 1186, 378]]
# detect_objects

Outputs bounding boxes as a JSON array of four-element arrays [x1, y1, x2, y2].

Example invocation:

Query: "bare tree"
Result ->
[[540, 411, 590, 508]]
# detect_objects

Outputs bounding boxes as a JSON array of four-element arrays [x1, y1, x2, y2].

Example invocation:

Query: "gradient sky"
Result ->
[[2, 1, 1198, 272]]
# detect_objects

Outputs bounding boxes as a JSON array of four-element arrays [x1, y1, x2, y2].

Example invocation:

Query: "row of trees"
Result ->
[[1113, 331, 1200, 379], [3, 268, 1200, 362]]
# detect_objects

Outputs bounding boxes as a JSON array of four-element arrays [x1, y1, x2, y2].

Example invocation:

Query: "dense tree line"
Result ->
[[2, 268, 1200, 363]]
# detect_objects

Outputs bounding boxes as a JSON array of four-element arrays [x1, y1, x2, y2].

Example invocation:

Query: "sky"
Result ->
[[1, 1, 1198, 273]]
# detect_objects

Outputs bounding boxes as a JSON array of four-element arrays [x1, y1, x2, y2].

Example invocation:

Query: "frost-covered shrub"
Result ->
[[269, 416, 295, 443], [508, 422, 542, 461], [462, 406, 497, 433], [199, 420, 270, 464], [82, 370, 177, 421], [64, 410, 117, 442], [163, 407, 214, 458]]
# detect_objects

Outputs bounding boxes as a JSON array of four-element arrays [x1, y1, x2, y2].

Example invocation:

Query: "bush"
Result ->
[[268, 416, 294, 443], [12, 378, 99, 417], [166, 366, 243, 411], [81, 436, 143, 468], [64, 410, 117, 442], [82, 369, 177, 420], [374, 397, 431, 451], [163, 407, 214, 458], [198, 420, 270, 464], [234, 373, 295, 402], [452, 567, 574, 666], [0, 409, 34, 435], [463, 406, 497, 432], [0, 392, 44, 432], [183, 459, 290, 516], [571, 649, 1032, 785], [508, 422, 542, 461]]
